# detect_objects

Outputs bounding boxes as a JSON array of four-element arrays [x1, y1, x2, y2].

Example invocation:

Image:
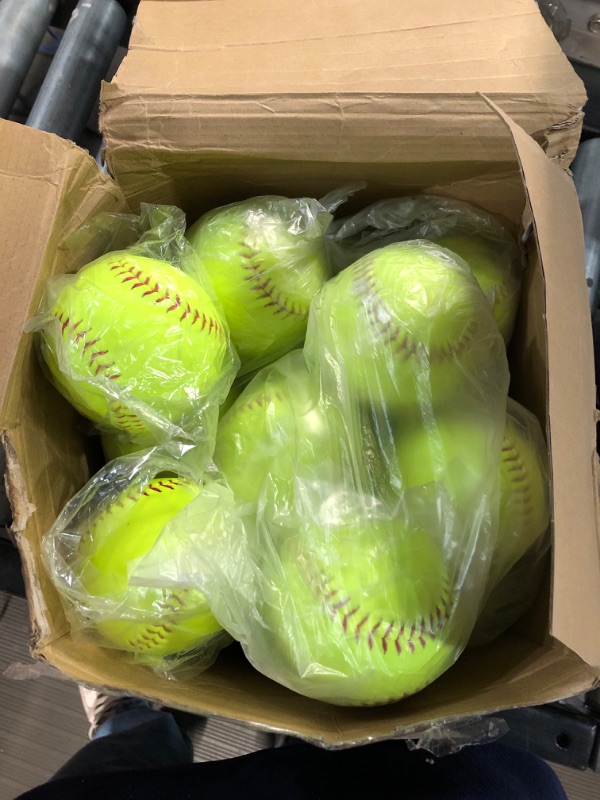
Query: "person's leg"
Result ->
[[51, 690, 193, 781]]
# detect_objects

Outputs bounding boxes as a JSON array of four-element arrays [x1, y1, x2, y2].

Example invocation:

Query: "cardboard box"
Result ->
[[102, 0, 587, 212], [1, 0, 599, 746]]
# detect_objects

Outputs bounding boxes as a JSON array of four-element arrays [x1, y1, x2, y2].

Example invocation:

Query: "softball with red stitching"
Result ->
[[214, 352, 335, 509], [40, 252, 230, 442], [187, 197, 331, 372], [394, 399, 550, 588], [493, 398, 550, 586], [213, 350, 384, 514], [77, 475, 223, 665], [261, 513, 461, 705], [308, 241, 505, 410], [435, 233, 521, 344]]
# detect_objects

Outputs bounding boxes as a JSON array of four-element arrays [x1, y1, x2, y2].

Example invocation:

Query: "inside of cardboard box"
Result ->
[[12, 150, 594, 744], [112, 154, 526, 234]]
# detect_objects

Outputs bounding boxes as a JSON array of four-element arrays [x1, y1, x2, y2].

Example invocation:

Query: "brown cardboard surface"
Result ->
[[102, 150, 526, 228], [0, 121, 124, 410], [40, 635, 598, 746], [486, 102, 600, 667], [101, 0, 586, 202], [108, 0, 584, 133], [0, 120, 126, 646], [1, 108, 599, 741]]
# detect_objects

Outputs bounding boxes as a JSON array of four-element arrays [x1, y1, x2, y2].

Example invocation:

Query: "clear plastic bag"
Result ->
[[186, 196, 333, 375], [43, 450, 231, 679], [135, 240, 525, 706], [26, 204, 239, 472], [328, 195, 522, 344], [470, 398, 551, 647]]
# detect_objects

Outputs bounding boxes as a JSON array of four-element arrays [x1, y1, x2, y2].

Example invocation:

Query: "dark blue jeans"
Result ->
[[18, 702, 568, 800], [51, 699, 193, 780]]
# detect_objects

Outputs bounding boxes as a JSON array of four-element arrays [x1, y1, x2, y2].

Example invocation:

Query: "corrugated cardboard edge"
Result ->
[[2, 429, 50, 645], [1, 432, 35, 536], [482, 96, 600, 667]]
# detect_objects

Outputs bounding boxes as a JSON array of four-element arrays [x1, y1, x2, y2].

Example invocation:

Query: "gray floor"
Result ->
[[0, 592, 270, 798], [2, 591, 600, 799]]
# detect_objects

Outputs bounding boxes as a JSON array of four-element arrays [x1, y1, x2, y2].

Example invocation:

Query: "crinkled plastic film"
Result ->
[[470, 398, 551, 648], [186, 196, 333, 375], [135, 239, 548, 708], [405, 716, 510, 757], [328, 195, 522, 344], [26, 205, 239, 476], [43, 450, 231, 680]]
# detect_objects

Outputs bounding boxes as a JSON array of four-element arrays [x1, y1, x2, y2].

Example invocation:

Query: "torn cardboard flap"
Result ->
[[1, 433, 36, 535], [103, 0, 585, 172]]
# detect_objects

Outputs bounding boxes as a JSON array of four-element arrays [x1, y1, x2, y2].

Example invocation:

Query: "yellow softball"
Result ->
[[39, 252, 231, 443], [308, 241, 505, 410], [187, 197, 331, 371], [213, 351, 383, 515], [394, 398, 550, 586], [78, 474, 223, 666], [436, 233, 521, 344], [260, 509, 463, 706]]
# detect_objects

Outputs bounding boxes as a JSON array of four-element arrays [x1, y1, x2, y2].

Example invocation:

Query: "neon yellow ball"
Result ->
[[261, 513, 461, 706], [78, 475, 222, 665], [40, 252, 230, 443], [213, 353, 381, 514], [308, 241, 504, 410], [394, 399, 550, 587], [436, 233, 521, 344], [187, 197, 330, 371]]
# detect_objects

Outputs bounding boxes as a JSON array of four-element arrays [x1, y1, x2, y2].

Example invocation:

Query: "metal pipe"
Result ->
[[0, 0, 59, 119], [571, 137, 600, 310], [26, 0, 127, 141]]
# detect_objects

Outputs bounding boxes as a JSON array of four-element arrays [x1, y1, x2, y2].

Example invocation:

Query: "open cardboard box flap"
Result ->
[[101, 0, 586, 202], [0, 120, 126, 643], [484, 99, 600, 667], [1, 96, 599, 743]]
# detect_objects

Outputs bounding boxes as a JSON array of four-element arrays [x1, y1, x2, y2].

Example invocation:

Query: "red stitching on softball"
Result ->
[[240, 241, 306, 320], [142, 283, 159, 298], [56, 315, 120, 380], [110, 404, 147, 433], [352, 256, 478, 363], [94, 480, 189, 531], [381, 622, 394, 653], [501, 438, 534, 519], [341, 606, 359, 632], [141, 478, 187, 497], [311, 561, 452, 657], [227, 389, 287, 421], [109, 261, 222, 337]]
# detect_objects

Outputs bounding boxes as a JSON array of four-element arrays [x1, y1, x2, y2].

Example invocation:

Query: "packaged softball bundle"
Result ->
[[328, 195, 522, 344], [186, 195, 333, 375], [26, 204, 239, 475], [138, 238, 551, 705], [469, 398, 551, 648], [43, 450, 231, 680]]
